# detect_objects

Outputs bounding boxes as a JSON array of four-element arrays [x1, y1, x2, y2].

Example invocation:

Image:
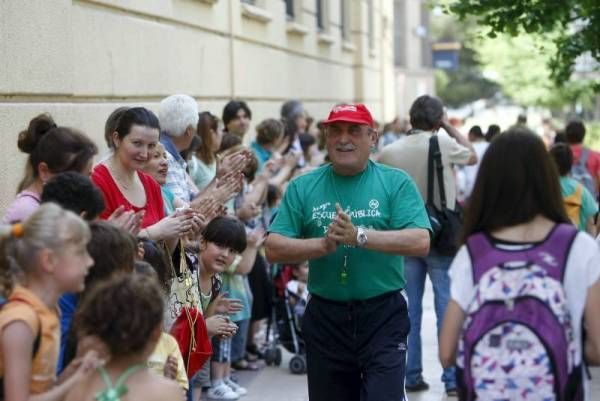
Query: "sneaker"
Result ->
[[405, 380, 430, 393], [446, 388, 458, 398], [207, 383, 240, 400], [225, 378, 247, 396]]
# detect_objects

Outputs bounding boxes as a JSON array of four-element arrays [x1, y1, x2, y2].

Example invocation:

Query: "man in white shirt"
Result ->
[[379, 95, 477, 397]]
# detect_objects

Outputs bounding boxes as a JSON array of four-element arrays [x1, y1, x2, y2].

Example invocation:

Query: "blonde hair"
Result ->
[[0, 203, 91, 297]]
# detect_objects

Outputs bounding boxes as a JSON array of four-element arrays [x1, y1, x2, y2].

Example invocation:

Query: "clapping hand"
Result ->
[[213, 293, 244, 314], [327, 203, 358, 246]]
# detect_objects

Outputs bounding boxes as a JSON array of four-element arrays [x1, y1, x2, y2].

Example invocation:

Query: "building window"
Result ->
[[316, 0, 324, 30], [340, 0, 350, 40], [368, 0, 374, 50], [420, 2, 432, 68], [285, 0, 294, 19], [394, 0, 406, 67], [241, 0, 255, 4]]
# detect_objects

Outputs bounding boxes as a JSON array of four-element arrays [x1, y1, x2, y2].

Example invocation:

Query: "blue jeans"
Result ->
[[231, 319, 250, 362], [404, 252, 456, 390]]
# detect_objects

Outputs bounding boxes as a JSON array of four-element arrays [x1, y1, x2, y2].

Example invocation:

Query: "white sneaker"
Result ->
[[225, 378, 247, 396], [207, 383, 240, 400]]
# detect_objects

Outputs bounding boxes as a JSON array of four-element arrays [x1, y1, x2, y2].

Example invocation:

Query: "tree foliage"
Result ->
[[475, 32, 597, 107], [447, 0, 600, 89], [431, 5, 500, 107], [435, 47, 500, 107]]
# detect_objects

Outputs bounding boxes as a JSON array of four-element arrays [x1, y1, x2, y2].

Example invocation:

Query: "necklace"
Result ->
[[107, 159, 135, 190], [328, 164, 368, 285]]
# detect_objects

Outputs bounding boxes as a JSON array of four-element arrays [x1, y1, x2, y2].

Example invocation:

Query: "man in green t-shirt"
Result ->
[[265, 103, 431, 401]]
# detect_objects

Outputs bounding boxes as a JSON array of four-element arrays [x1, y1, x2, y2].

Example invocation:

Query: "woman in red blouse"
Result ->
[[92, 107, 193, 244]]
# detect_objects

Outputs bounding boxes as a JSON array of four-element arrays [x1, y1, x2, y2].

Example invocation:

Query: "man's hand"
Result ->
[[327, 203, 358, 246]]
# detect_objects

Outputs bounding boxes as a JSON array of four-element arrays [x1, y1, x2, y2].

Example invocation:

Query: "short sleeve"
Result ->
[[2, 193, 41, 224], [165, 334, 189, 390], [268, 180, 305, 238], [448, 245, 476, 311], [440, 132, 472, 166], [390, 174, 431, 232], [582, 236, 600, 286], [0, 303, 38, 337]]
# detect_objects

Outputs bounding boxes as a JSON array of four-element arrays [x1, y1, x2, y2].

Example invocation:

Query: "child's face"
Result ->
[[294, 263, 309, 283], [53, 239, 94, 293], [201, 241, 238, 274]]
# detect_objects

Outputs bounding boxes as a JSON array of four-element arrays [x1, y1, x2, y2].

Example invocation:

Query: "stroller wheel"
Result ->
[[264, 347, 276, 366], [289, 355, 306, 374], [274, 347, 283, 366]]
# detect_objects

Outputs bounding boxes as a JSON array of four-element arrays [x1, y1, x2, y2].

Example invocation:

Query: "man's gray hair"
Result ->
[[159, 94, 199, 137]]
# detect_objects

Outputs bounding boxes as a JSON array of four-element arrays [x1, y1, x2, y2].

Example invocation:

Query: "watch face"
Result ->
[[357, 231, 367, 246]]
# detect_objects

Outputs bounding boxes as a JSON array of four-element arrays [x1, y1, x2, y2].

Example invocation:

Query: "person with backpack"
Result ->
[[565, 120, 600, 198], [439, 128, 600, 401], [0, 203, 102, 400], [550, 143, 598, 235]]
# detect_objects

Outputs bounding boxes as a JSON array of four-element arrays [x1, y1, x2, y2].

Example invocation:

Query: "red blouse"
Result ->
[[91, 163, 165, 228]]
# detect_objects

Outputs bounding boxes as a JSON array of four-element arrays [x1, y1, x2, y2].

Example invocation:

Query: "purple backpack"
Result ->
[[457, 224, 584, 401]]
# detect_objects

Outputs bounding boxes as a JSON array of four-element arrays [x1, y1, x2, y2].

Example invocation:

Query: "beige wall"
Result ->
[[393, 0, 435, 119], [0, 0, 396, 213]]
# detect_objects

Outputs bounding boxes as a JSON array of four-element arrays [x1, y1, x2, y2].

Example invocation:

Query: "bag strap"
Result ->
[[428, 135, 448, 208], [427, 136, 436, 205]]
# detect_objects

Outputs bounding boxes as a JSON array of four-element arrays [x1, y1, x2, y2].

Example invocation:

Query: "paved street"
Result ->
[[230, 280, 600, 401]]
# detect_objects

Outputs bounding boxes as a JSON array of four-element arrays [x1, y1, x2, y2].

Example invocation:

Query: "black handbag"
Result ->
[[426, 135, 463, 256]]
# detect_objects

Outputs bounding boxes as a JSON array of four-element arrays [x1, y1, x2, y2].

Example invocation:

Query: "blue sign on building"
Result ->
[[432, 42, 461, 71]]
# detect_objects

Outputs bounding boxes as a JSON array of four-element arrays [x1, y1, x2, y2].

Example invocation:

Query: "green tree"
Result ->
[[431, 5, 499, 107], [475, 32, 597, 107], [447, 0, 600, 89]]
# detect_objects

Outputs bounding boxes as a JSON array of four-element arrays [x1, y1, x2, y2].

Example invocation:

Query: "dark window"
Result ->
[[316, 0, 324, 30], [285, 0, 294, 19]]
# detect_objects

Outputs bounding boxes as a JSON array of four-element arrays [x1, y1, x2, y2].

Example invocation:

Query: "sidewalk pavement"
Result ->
[[231, 280, 600, 401]]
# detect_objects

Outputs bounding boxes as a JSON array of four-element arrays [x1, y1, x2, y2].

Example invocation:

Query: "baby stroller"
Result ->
[[263, 264, 307, 374]]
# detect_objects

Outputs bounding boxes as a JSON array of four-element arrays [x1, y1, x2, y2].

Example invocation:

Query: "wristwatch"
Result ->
[[356, 227, 368, 247]]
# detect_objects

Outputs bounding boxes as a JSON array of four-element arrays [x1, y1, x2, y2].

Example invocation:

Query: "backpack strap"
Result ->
[[579, 147, 589, 167], [427, 135, 448, 209], [466, 232, 496, 284], [533, 223, 578, 281], [466, 224, 578, 284]]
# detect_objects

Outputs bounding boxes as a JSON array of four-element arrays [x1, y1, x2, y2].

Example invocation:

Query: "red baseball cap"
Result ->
[[322, 104, 375, 128]]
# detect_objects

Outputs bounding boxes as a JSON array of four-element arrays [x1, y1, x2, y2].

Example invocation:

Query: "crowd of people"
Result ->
[[0, 93, 599, 401]]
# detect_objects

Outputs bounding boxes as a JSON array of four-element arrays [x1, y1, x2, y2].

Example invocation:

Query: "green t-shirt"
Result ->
[[560, 176, 598, 230], [269, 160, 431, 301]]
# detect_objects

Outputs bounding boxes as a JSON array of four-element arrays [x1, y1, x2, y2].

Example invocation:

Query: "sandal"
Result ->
[[246, 344, 264, 360], [231, 358, 260, 371]]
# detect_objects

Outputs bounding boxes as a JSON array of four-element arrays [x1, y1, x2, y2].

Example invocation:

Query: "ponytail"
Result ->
[[0, 204, 90, 297], [0, 225, 19, 298]]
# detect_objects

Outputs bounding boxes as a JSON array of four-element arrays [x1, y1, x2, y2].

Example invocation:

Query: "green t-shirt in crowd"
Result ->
[[560, 176, 598, 230], [269, 160, 431, 301]]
